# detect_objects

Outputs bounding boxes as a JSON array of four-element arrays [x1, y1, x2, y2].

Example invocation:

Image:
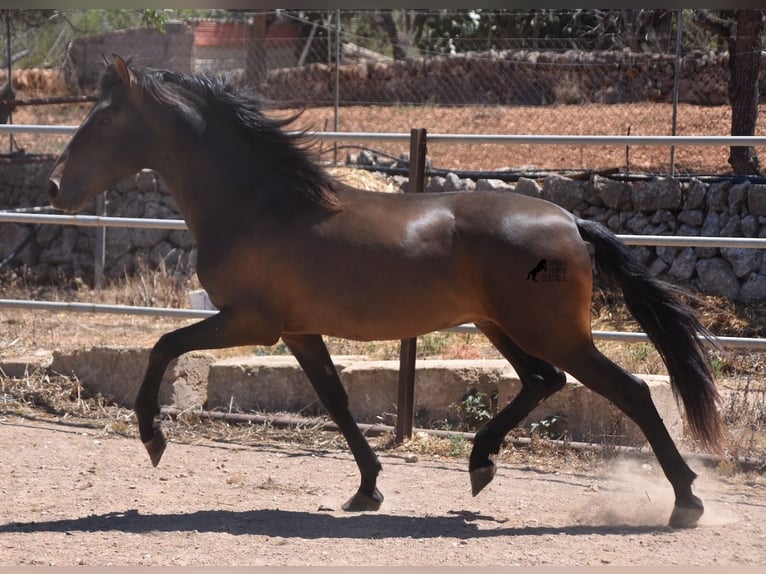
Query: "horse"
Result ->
[[46, 55, 723, 528]]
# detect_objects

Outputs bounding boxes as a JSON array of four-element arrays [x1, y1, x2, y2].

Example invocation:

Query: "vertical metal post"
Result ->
[[333, 8, 340, 165], [395, 128, 427, 444], [670, 9, 683, 177], [5, 10, 14, 152], [94, 192, 106, 289]]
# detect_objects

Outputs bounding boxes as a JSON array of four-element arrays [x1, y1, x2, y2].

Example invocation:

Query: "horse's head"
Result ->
[[47, 55, 150, 213]]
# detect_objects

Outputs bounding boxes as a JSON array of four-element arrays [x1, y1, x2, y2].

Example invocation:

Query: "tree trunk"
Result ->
[[379, 11, 408, 60], [727, 10, 764, 175]]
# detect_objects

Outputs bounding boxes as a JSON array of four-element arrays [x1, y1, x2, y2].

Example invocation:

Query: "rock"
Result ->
[[707, 181, 730, 211], [590, 175, 632, 210], [739, 273, 766, 301], [747, 184, 766, 216], [514, 177, 541, 198], [425, 176, 445, 193], [668, 247, 697, 280], [541, 175, 584, 212], [476, 178, 514, 192], [443, 172, 475, 192], [696, 258, 740, 298], [678, 210, 704, 226], [721, 247, 762, 278], [631, 178, 682, 211], [728, 182, 749, 214], [683, 178, 707, 209]]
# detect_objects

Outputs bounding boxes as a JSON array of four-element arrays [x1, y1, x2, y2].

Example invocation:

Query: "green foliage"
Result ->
[[449, 389, 496, 431], [529, 414, 561, 439]]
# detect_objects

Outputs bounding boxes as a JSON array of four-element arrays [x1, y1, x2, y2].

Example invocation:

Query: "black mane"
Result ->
[[101, 62, 340, 211]]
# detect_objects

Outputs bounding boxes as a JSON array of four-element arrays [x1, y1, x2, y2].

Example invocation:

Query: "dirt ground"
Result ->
[[0, 411, 763, 567]]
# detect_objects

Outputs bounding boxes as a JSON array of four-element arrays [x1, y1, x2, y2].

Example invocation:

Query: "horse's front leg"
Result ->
[[135, 308, 279, 466], [282, 333, 383, 511]]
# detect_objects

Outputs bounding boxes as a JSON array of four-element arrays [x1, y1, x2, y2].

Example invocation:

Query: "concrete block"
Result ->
[[49, 346, 213, 409], [206, 355, 362, 416], [341, 359, 517, 425], [498, 372, 681, 444], [43, 347, 681, 447], [207, 355, 315, 415], [0, 350, 52, 379]]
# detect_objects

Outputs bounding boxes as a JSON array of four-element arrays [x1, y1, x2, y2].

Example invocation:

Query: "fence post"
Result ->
[[94, 192, 106, 289], [395, 127, 427, 444], [670, 9, 683, 177]]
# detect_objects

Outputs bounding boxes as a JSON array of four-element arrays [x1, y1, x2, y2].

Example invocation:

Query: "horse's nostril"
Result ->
[[47, 179, 59, 200]]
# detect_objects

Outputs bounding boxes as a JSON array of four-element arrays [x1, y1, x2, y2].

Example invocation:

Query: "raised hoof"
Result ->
[[341, 488, 384, 512], [668, 499, 704, 529], [143, 431, 167, 467], [470, 464, 496, 497]]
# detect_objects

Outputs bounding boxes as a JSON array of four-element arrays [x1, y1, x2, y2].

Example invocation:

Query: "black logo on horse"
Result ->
[[526, 258, 547, 282]]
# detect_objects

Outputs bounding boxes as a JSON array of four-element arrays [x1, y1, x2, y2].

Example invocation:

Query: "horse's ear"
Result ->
[[101, 53, 110, 67], [112, 54, 135, 87]]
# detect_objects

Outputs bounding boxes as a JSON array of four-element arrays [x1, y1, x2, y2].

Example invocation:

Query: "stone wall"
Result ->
[[0, 161, 194, 282], [1, 160, 764, 300], [263, 49, 765, 106], [58, 33, 765, 107]]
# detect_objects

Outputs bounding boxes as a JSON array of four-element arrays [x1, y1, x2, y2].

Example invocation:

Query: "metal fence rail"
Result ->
[[7, 123, 766, 146]]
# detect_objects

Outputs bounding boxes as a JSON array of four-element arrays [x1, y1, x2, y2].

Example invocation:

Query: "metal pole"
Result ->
[[333, 8, 340, 165], [94, 192, 106, 289], [395, 128, 428, 444], [5, 9, 14, 152], [670, 9, 683, 177]]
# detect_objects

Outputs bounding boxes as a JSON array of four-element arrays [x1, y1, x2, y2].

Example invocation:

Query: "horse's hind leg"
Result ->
[[470, 322, 567, 496], [282, 333, 383, 512], [563, 344, 703, 528]]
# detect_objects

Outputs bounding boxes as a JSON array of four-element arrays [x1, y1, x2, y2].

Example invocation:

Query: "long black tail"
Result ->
[[575, 218, 723, 454]]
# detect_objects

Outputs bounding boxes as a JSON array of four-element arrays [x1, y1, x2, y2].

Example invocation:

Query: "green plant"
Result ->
[[709, 354, 728, 378], [529, 415, 562, 439], [449, 389, 495, 431]]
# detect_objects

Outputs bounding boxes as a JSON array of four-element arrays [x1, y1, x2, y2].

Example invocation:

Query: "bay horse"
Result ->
[[46, 55, 723, 528]]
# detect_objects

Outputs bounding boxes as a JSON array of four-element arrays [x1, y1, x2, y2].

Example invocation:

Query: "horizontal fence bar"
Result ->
[[0, 212, 188, 231], [5, 123, 766, 147], [615, 235, 766, 248], [2, 212, 766, 250], [0, 298, 763, 350], [0, 124, 78, 135], [0, 298, 214, 319]]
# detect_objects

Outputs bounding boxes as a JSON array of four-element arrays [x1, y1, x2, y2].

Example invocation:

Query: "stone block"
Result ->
[[497, 373, 681, 444], [49, 346, 214, 408]]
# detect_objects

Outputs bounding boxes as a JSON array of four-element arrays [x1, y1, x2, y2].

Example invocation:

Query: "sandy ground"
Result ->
[[0, 413, 764, 567]]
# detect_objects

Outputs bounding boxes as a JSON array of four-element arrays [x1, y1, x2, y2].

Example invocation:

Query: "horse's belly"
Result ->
[[282, 281, 479, 341]]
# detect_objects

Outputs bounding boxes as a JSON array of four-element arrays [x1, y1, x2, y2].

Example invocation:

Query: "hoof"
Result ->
[[668, 496, 704, 529], [470, 464, 496, 496], [143, 431, 167, 467], [341, 488, 383, 512]]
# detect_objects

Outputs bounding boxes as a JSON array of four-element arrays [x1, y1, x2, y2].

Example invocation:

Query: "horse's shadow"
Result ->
[[0, 507, 668, 539]]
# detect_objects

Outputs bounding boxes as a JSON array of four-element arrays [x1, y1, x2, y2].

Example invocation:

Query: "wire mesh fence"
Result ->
[[1, 9, 765, 177]]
